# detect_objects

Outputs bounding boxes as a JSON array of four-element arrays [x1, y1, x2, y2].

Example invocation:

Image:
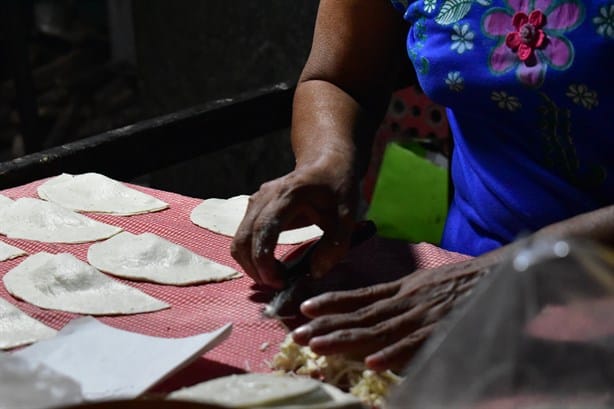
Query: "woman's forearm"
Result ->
[[289, 0, 409, 177], [473, 204, 614, 271], [535, 204, 614, 246], [290, 80, 383, 178]]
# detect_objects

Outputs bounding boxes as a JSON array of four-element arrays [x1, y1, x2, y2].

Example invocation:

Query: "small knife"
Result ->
[[263, 220, 377, 319]]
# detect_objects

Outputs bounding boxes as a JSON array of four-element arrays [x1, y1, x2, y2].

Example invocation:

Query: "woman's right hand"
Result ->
[[231, 150, 359, 289], [231, 0, 410, 289]]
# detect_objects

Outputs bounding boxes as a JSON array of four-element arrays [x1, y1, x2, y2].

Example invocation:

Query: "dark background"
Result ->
[[0, 0, 319, 197]]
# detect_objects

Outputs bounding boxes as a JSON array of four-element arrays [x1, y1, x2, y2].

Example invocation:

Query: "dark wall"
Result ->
[[133, 0, 318, 115], [131, 1, 319, 198]]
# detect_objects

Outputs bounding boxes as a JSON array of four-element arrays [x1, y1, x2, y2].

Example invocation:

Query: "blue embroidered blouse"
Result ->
[[391, 0, 613, 255]]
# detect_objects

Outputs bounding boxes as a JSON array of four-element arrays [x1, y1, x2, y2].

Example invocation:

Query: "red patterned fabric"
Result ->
[[410, 242, 470, 270], [0, 179, 470, 392], [362, 85, 450, 202]]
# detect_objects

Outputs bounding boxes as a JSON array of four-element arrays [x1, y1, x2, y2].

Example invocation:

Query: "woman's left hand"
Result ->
[[292, 257, 493, 372]]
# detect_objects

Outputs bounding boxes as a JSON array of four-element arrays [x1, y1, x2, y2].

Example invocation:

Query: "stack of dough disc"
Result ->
[[190, 195, 323, 244], [37, 173, 168, 215], [87, 232, 242, 286]]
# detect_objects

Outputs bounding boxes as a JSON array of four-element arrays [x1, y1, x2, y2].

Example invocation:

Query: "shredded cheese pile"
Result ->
[[270, 335, 402, 408]]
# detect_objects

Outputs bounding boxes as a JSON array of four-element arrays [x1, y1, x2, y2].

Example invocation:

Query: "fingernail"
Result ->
[[293, 325, 312, 339], [300, 299, 314, 310]]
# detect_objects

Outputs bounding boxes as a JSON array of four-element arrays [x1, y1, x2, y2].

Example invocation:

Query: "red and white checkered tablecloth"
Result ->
[[0, 179, 470, 393]]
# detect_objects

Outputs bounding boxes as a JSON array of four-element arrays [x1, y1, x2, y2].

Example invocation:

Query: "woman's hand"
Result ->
[[292, 257, 495, 372], [290, 204, 614, 372], [231, 0, 409, 289], [231, 152, 358, 289]]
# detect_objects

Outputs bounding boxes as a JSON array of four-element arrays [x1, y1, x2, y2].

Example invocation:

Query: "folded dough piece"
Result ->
[[3, 252, 169, 315], [190, 195, 323, 245], [0, 198, 122, 243], [0, 298, 57, 349], [168, 373, 362, 408], [0, 241, 26, 261], [37, 173, 168, 215], [87, 232, 242, 286]]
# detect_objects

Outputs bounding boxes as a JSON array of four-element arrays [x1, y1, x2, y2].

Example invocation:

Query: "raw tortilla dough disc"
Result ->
[[169, 373, 319, 407], [37, 173, 169, 215], [0, 197, 122, 243], [190, 195, 323, 245], [0, 241, 26, 261], [3, 252, 169, 315], [169, 373, 360, 408], [0, 297, 56, 349], [87, 232, 242, 285]]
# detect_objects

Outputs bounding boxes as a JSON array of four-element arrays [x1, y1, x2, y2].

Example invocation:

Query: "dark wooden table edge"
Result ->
[[0, 82, 295, 189]]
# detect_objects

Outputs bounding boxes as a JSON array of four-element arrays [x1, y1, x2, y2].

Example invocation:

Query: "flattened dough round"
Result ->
[[0, 297, 56, 349], [168, 373, 321, 407], [3, 252, 169, 315], [37, 173, 168, 215], [0, 241, 26, 261], [0, 198, 122, 243], [190, 195, 322, 245], [87, 232, 242, 285]]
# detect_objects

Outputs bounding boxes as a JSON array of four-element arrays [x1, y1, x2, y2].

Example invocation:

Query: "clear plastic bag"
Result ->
[[387, 236, 614, 409]]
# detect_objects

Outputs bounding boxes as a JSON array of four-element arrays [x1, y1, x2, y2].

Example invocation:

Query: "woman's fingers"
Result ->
[[304, 312, 421, 359], [299, 280, 402, 318], [365, 323, 435, 372], [248, 198, 293, 288], [232, 183, 310, 288], [298, 295, 443, 358], [287, 255, 488, 371], [231, 171, 357, 288], [308, 202, 355, 278], [231, 191, 277, 286]]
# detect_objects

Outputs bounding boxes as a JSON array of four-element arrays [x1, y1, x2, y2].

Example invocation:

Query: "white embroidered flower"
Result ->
[[566, 84, 599, 109], [593, 3, 614, 38], [424, 0, 437, 13], [445, 71, 464, 92], [450, 23, 475, 54], [491, 91, 521, 111]]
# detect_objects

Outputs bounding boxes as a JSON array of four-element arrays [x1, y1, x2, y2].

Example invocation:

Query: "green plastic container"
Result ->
[[366, 141, 448, 244]]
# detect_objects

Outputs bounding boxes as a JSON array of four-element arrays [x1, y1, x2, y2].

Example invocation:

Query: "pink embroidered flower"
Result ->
[[482, 0, 584, 87], [505, 10, 547, 62]]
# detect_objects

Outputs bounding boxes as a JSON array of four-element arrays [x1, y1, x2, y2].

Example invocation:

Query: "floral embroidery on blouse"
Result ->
[[491, 91, 522, 110], [436, 0, 493, 25], [482, 0, 585, 87], [505, 10, 546, 61], [424, 0, 438, 13], [409, 48, 431, 75], [593, 3, 614, 38], [451, 23, 476, 53], [408, 17, 431, 74], [414, 18, 429, 41], [446, 71, 465, 91], [566, 84, 599, 109]]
